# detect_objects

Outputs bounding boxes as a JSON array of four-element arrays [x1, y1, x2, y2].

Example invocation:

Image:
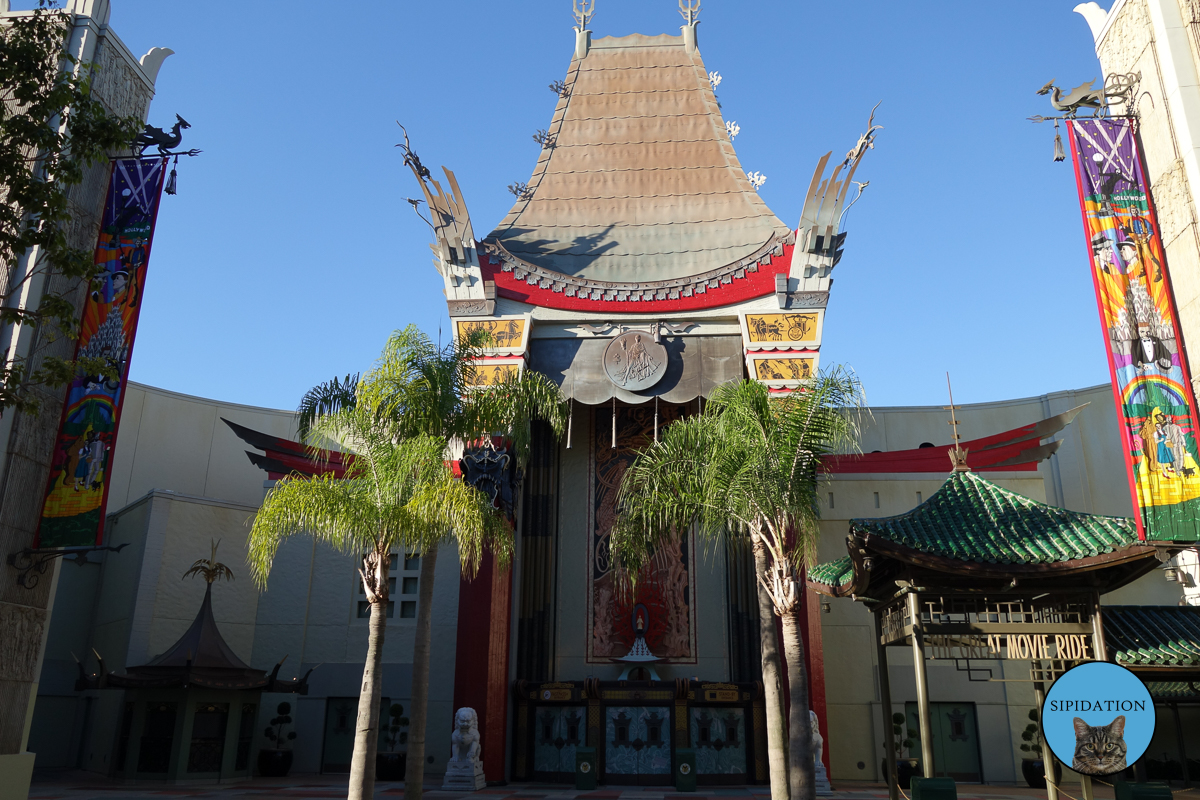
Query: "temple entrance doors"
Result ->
[[604, 705, 672, 785], [905, 702, 983, 782], [532, 706, 586, 782], [322, 697, 389, 773]]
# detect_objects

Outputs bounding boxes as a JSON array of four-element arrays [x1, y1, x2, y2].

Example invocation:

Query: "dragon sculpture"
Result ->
[[133, 114, 190, 155], [1036, 74, 1138, 118]]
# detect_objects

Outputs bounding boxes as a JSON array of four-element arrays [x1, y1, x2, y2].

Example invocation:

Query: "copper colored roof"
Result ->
[[487, 33, 791, 283]]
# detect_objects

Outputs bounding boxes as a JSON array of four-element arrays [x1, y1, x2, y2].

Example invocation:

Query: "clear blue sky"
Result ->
[[79, 1, 1110, 410]]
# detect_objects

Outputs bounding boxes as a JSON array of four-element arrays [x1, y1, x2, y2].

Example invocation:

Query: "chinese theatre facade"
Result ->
[[401, 7, 877, 786]]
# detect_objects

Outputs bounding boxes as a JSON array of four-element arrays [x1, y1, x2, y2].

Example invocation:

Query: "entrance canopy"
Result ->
[[809, 470, 1160, 601]]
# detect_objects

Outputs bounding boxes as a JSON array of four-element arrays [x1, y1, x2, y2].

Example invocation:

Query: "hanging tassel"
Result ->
[[611, 396, 617, 449], [654, 395, 659, 444], [566, 398, 573, 449], [1053, 119, 1066, 163], [164, 154, 179, 195]]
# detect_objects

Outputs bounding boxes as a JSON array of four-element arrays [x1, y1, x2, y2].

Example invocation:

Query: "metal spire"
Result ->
[[945, 373, 970, 472]]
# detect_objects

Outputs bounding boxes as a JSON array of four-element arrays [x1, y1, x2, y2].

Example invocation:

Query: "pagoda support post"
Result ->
[[875, 610, 899, 800], [1034, 682, 1059, 800], [907, 592, 935, 779]]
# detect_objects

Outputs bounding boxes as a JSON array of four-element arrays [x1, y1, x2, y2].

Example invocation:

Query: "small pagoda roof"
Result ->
[[487, 32, 791, 283], [809, 471, 1161, 599], [1104, 605, 1200, 676], [78, 582, 309, 693]]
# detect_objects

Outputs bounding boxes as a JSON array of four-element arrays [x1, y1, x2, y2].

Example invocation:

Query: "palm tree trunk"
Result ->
[[348, 584, 388, 800], [752, 533, 790, 800], [405, 543, 439, 800], [780, 602, 815, 800]]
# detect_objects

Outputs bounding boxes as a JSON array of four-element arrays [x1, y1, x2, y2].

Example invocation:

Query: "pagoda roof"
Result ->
[[1104, 605, 1200, 674], [486, 32, 791, 284], [809, 471, 1160, 599]]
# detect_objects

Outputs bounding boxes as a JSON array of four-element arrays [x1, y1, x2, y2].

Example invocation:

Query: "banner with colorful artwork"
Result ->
[[1067, 118, 1200, 542], [35, 157, 167, 547]]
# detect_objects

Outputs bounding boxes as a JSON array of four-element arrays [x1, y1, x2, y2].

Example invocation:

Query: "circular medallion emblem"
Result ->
[[580, 761, 592, 773], [542, 690, 552, 700], [679, 763, 692, 775], [604, 331, 668, 391]]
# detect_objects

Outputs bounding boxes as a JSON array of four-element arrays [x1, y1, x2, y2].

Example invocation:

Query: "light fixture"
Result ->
[[821, 602, 832, 614], [1164, 566, 1179, 582]]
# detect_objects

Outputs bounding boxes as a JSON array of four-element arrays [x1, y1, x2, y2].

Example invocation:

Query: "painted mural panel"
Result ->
[[753, 357, 814, 382], [1067, 118, 1200, 541], [36, 158, 167, 547], [690, 707, 747, 775], [588, 404, 696, 663], [466, 361, 522, 387]]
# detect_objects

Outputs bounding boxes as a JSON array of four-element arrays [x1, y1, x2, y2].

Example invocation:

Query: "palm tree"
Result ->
[[296, 325, 566, 800], [610, 372, 864, 800], [248, 396, 507, 800]]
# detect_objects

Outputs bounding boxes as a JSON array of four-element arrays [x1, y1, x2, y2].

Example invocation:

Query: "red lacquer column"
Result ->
[[452, 549, 513, 782]]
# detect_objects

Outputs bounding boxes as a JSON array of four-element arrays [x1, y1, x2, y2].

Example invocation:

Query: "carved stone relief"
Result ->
[[0, 604, 45, 682], [1097, 0, 1152, 77]]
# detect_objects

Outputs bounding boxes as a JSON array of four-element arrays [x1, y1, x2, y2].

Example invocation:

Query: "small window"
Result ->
[[402, 577, 419, 595], [358, 601, 395, 618], [828, 492, 834, 509], [400, 601, 417, 618], [873, 492, 880, 509], [404, 553, 420, 571], [916, 491, 923, 504], [918, 442, 935, 449]]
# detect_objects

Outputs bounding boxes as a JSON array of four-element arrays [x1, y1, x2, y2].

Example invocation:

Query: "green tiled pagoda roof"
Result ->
[[1104, 606, 1200, 669], [808, 557, 853, 588], [1144, 681, 1200, 698], [849, 471, 1138, 565]]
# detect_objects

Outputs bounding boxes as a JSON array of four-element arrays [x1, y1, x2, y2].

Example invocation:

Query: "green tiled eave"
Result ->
[[1105, 606, 1200, 668], [848, 471, 1139, 565], [808, 556, 853, 588]]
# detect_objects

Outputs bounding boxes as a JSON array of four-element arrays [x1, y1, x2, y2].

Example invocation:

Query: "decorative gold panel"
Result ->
[[745, 313, 818, 344], [466, 362, 520, 387], [753, 358, 814, 382], [455, 318, 527, 350]]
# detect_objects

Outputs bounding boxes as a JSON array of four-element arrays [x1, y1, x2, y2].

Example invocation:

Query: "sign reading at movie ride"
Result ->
[[35, 157, 167, 548], [1068, 118, 1200, 541]]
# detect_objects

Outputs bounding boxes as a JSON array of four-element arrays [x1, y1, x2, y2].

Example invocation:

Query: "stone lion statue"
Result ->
[[810, 709, 824, 768], [451, 707, 481, 765]]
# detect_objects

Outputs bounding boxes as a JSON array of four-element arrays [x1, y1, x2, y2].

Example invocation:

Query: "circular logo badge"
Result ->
[[1042, 662, 1155, 776], [580, 761, 592, 773], [679, 763, 692, 775], [603, 331, 668, 391], [542, 690, 552, 700]]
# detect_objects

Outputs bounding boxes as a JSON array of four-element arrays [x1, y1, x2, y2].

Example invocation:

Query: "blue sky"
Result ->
[[83, 0, 1108, 411]]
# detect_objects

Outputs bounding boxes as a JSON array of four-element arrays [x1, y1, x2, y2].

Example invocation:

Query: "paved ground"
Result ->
[[27, 775, 1200, 800]]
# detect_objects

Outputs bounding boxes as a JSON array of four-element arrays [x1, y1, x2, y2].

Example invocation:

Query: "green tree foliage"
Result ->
[[0, 1, 142, 413], [611, 372, 865, 800]]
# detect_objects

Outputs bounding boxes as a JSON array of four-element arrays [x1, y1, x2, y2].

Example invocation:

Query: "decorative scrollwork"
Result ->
[[7, 543, 128, 589]]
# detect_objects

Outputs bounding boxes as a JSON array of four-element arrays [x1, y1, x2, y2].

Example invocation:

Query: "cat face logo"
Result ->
[[1042, 662, 1154, 777]]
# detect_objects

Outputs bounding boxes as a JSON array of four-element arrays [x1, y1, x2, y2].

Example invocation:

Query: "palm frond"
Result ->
[[298, 373, 360, 442], [182, 539, 235, 584]]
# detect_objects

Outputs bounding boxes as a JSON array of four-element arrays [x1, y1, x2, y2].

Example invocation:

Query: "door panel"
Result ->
[[322, 697, 389, 774], [906, 702, 982, 782], [532, 706, 585, 779], [691, 707, 748, 779], [604, 706, 671, 785]]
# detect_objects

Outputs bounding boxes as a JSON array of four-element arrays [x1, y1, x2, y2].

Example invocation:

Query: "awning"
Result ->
[[528, 335, 745, 405]]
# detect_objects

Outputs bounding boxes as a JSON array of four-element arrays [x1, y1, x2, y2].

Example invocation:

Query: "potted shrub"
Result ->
[[376, 703, 409, 780], [881, 712, 919, 789], [1020, 708, 1062, 788], [258, 702, 298, 777]]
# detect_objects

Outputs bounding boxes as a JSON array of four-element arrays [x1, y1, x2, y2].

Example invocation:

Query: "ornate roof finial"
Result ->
[[945, 372, 970, 473], [183, 539, 235, 584], [679, 0, 700, 52], [679, 0, 701, 25], [573, 0, 595, 58]]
